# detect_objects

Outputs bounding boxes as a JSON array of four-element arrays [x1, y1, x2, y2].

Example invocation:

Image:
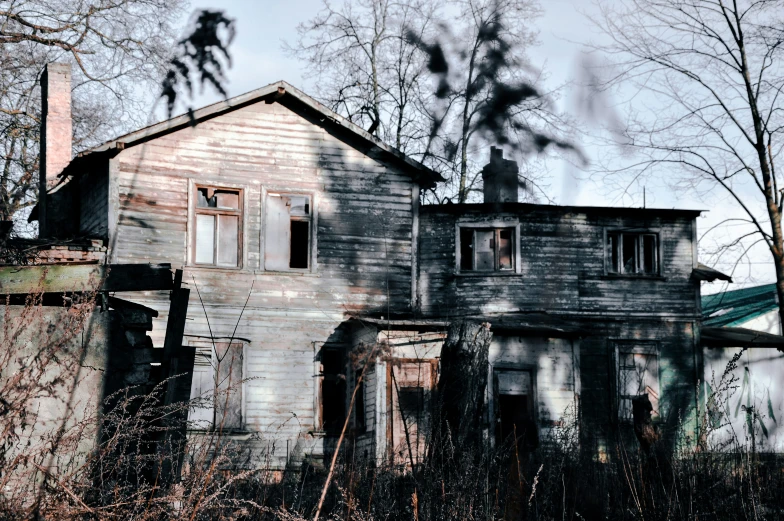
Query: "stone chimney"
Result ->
[[481, 146, 519, 203], [39, 62, 72, 236]]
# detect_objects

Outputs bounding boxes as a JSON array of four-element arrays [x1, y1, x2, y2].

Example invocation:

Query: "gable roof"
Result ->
[[61, 80, 443, 188], [702, 283, 778, 327]]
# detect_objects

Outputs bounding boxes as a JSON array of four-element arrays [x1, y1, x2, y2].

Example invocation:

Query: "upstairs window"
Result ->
[[459, 227, 515, 272], [265, 194, 312, 271], [607, 231, 658, 275], [194, 187, 242, 267]]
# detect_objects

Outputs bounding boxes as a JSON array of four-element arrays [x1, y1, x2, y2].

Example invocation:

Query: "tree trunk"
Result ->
[[435, 320, 492, 451]]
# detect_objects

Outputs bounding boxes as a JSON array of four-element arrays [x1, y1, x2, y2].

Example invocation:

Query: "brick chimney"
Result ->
[[39, 62, 72, 237], [481, 146, 518, 203]]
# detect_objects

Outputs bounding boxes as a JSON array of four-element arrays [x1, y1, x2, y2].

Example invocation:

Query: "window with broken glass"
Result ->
[[193, 186, 242, 267], [617, 345, 660, 423], [606, 231, 658, 276], [265, 193, 312, 271], [459, 227, 515, 272]]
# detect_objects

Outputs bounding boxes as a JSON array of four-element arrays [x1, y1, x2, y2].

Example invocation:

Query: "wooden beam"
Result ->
[[0, 263, 173, 296]]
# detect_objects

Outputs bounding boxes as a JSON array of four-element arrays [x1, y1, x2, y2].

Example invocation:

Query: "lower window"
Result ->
[[189, 341, 244, 430], [616, 344, 660, 422]]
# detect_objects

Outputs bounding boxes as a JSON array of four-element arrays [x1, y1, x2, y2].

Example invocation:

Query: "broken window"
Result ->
[[194, 187, 242, 267], [265, 193, 312, 271], [459, 227, 515, 272], [320, 347, 346, 434], [494, 369, 538, 450], [188, 341, 244, 431], [606, 231, 658, 275], [617, 346, 660, 422]]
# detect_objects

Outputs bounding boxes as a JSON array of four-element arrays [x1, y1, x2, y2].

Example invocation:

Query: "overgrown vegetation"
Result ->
[[1, 293, 782, 520]]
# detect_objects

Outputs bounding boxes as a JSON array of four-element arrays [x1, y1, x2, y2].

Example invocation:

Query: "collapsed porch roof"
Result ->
[[352, 313, 586, 337]]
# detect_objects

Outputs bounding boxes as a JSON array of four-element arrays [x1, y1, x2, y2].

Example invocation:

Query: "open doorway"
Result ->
[[494, 369, 538, 450]]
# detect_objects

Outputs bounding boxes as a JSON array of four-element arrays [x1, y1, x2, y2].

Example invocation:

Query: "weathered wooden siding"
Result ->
[[578, 319, 698, 454], [102, 99, 419, 467], [488, 335, 580, 442], [418, 205, 699, 318]]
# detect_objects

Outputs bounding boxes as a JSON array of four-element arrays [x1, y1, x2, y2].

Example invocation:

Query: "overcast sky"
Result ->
[[176, 0, 773, 293]]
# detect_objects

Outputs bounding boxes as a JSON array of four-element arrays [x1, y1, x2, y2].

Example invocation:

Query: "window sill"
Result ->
[[186, 264, 246, 273], [602, 274, 667, 281], [187, 429, 254, 439], [257, 269, 321, 277], [455, 270, 519, 278]]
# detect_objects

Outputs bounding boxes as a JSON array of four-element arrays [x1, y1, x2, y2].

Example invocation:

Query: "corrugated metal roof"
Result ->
[[702, 283, 778, 327]]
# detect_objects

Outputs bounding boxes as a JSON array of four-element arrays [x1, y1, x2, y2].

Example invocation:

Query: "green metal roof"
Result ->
[[702, 283, 778, 327]]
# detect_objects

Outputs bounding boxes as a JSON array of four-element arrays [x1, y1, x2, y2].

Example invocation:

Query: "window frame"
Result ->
[[188, 182, 246, 269], [386, 358, 438, 466], [261, 188, 317, 273], [455, 221, 521, 275], [187, 338, 247, 432], [317, 345, 347, 435], [604, 228, 661, 277], [611, 341, 661, 424], [489, 363, 538, 449]]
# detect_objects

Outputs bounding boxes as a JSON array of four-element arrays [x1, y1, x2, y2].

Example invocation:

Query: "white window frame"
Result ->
[[187, 338, 247, 432], [612, 341, 661, 424], [455, 221, 521, 274], [261, 188, 318, 273]]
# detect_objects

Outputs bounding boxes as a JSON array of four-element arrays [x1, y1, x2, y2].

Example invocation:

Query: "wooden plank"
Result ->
[[0, 263, 173, 295]]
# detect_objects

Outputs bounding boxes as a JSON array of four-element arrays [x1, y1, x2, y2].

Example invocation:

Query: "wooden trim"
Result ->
[[411, 185, 420, 311]]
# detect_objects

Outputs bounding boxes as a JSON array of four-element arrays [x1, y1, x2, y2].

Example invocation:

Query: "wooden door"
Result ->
[[389, 360, 435, 466]]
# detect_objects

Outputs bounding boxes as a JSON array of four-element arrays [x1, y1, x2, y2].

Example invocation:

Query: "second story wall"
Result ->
[[105, 99, 420, 316], [418, 203, 700, 318]]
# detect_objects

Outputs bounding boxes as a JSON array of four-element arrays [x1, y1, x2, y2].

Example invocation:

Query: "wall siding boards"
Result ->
[[99, 100, 418, 465]]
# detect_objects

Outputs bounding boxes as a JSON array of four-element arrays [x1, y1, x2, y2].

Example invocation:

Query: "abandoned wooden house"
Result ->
[[18, 62, 784, 470]]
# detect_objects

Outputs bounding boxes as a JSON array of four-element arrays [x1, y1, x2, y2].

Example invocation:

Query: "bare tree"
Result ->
[[285, 0, 438, 154], [0, 0, 187, 231], [410, 0, 577, 203], [593, 1, 784, 320]]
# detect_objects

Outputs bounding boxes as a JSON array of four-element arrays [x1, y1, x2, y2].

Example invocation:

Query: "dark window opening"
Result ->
[[321, 348, 346, 434], [398, 387, 425, 431], [194, 187, 241, 267], [290, 220, 310, 269], [460, 228, 474, 271], [607, 231, 658, 275], [459, 227, 515, 272], [266, 194, 312, 271], [355, 377, 366, 433]]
